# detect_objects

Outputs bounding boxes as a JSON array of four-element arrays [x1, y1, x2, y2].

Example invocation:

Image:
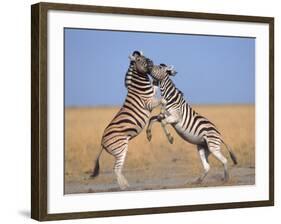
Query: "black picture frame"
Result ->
[[31, 2, 274, 221]]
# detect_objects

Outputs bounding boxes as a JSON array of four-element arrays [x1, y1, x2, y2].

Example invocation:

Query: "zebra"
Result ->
[[146, 63, 238, 183], [90, 51, 167, 190]]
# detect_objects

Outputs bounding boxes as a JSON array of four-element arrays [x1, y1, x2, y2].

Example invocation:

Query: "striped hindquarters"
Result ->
[[179, 104, 222, 146]]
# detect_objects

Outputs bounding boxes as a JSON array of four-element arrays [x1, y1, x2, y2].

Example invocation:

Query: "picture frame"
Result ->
[[31, 2, 274, 221]]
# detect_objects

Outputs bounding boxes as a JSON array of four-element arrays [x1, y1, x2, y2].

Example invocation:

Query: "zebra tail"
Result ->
[[90, 146, 103, 178], [222, 140, 238, 165]]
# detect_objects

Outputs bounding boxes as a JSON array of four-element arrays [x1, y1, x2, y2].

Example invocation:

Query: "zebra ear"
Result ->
[[129, 55, 136, 61], [129, 50, 143, 61], [166, 65, 177, 76], [132, 51, 143, 56]]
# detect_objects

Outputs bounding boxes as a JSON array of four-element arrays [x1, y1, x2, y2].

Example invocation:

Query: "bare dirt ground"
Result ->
[[65, 166, 255, 194], [64, 105, 255, 194]]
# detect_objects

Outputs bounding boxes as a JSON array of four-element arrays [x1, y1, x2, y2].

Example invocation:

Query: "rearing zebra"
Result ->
[[146, 64, 237, 183], [90, 51, 166, 190]]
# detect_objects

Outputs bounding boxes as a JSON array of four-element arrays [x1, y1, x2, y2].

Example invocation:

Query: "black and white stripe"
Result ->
[[90, 51, 164, 189], [146, 64, 237, 183]]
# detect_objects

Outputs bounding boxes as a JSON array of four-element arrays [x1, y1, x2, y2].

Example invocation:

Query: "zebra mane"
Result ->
[[178, 89, 184, 96], [164, 74, 184, 97]]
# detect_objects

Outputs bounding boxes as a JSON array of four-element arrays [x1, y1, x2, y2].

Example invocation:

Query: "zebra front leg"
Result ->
[[160, 98, 167, 114], [113, 144, 130, 190], [145, 97, 170, 141], [146, 113, 173, 143], [160, 119, 174, 144], [157, 99, 175, 143], [147, 96, 164, 111], [146, 114, 163, 141], [156, 112, 181, 144]]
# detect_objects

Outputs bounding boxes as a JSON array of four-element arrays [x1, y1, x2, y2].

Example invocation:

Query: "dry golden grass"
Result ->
[[65, 105, 255, 183]]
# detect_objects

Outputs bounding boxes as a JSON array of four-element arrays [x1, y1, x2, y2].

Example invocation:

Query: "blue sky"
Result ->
[[64, 28, 255, 107]]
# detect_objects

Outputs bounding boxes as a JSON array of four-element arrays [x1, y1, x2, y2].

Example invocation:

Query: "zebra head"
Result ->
[[129, 51, 154, 75], [149, 63, 177, 81]]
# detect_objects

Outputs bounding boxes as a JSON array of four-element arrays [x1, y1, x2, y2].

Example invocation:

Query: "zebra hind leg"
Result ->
[[194, 145, 210, 184], [205, 137, 229, 182], [211, 149, 229, 182], [113, 144, 130, 190], [204, 136, 229, 182]]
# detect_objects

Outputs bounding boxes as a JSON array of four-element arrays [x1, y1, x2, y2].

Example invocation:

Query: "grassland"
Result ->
[[64, 105, 255, 194]]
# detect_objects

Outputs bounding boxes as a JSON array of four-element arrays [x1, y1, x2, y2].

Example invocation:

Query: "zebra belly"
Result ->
[[173, 124, 204, 145]]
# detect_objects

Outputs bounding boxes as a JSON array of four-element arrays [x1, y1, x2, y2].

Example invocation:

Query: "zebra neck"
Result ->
[[160, 76, 188, 107], [124, 65, 153, 97], [126, 68, 150, 83], [125, 65, 149, 83], [160, 76, 175, 98]]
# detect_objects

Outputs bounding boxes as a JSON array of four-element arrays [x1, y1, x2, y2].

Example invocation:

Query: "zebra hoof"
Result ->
[[118, 180, 130, 190], [146, 131, 152, 142], [222, 173, 229, 182], [194, 177, 203, 184], [168, 136, 174, 144]]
